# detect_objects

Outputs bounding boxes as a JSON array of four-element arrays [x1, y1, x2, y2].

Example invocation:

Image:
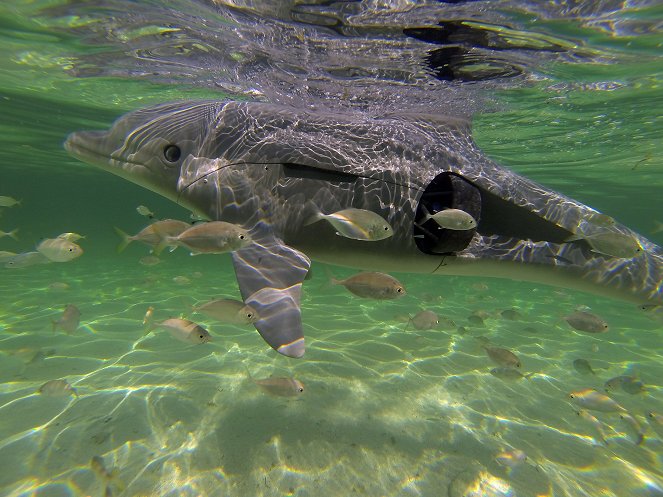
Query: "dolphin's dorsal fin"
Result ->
[[231, 229, 310, 358]]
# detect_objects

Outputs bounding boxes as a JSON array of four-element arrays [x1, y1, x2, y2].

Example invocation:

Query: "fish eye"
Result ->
[[569, 394, 575, 398], [163, 144, 181, 162], [384, 226, 389, 231], [239, 234, 245, 240], [298, 387, 304, 392], [247, 312, 254, 318], [397, 288, 403, 293]]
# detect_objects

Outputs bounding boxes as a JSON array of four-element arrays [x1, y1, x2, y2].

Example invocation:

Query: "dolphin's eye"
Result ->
[[163, 144, 181, 162]]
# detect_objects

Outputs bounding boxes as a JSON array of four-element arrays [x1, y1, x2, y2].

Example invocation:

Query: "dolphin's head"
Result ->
[[65, 101, 221, 207]]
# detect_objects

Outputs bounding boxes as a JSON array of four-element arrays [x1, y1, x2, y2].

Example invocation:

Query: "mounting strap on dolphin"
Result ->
[[65, 101, 663, 358]]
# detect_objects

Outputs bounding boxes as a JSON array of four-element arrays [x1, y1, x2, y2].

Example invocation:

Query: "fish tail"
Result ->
[[403, 317, 412, 332], [420, 204, 432, 223], [8, 228, 19, 241], [320, 265, 338, 290], [303, 211, 323, 227], [301, 200, 323, 227], [153, 238, 173, 256], [113, 227, 131, 253]]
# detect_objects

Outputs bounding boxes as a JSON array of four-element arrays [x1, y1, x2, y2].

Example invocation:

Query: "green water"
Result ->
[[1, 1, 663, 496]]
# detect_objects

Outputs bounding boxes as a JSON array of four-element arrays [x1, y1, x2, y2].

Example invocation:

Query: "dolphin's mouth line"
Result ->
[[176, 160, 424, 203], [66, 135, 146, 171]]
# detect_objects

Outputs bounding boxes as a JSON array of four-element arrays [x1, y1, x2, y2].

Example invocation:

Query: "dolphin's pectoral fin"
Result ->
[[231, 231, 311, 358]]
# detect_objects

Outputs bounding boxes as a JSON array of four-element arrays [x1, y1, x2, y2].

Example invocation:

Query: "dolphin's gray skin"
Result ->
[[65, 101, 663, 357]]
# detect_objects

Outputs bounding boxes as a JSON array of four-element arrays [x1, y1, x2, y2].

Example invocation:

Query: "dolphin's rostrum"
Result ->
[[65, 101, 663, 357]]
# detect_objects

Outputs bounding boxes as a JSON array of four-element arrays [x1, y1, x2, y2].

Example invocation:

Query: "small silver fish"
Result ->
[[468, 314, 485, 326], [0, 228, 18, 240], [584, 212, 615, 227], [472, 310, 491, 320], [172, 275, 191, 285], [647, 412, 663, 438], [575, 409, 608, 445], [52, 304, 81, 334], [438, 317, 456, 330], [114, 219, 190, 253], [604, 375, 646, 395], [495, 449, 527, 468], [193, 298, 259, 325], [28, 349, 56, 364], [332, 272, 405, 299], [4, 251, 51, 268], [189, 211, 207, 222], [490, 367, 532, 380], [37, 238, 83, 262], [139, 255, 162, 266], [638, 304, 663, 322], [573, 358, 596, 376], [569, 389, 626, 413], [500, 309, 521, 320], [564, 310, 609, 333], [483, 346, 521, 369], [38, 379, 77, 397], [136, 205, 155, 218], [407, 310, 439, 330], [619, 413, 645, 445], [648, 411, 663, 426], [159, 221, 252, 255], [421, 205, 477, 230], [48, 282, 70, 292], [142, 306, 155, 327], [0, 250, 17, 263], [0, 196, 21, 207], [252, 375, 305, 397], [56, 232, 85, 242], [153, 318, 210, 344], [566, 231, 643, 259], [305, 207, 393, 241]]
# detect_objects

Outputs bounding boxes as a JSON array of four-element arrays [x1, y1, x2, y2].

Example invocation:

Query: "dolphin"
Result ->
[[64, 100, 663, 357]]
